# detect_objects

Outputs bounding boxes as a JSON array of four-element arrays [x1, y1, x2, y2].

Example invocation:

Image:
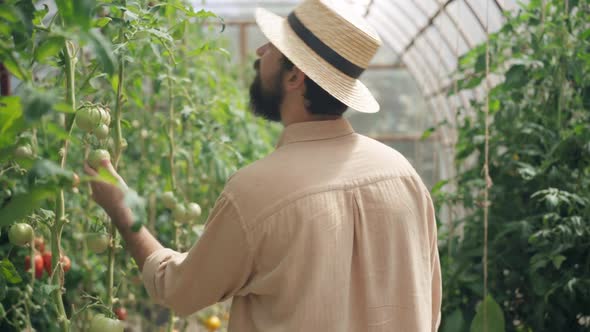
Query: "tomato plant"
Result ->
[[435, 1, 590, 331], [0, 0, 278, 330]]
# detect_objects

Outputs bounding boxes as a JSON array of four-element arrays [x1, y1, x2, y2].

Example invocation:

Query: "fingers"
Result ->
[[84, 162, 98, 176]]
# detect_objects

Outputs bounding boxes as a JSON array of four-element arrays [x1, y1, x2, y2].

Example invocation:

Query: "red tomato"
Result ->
[[25, 255, 44, 279], [42, 252, 71, 274], [114, 307, 128, 321], [42, 252, 52, 275], [60, 255, 71, 272], [34, 237, 45, 253]]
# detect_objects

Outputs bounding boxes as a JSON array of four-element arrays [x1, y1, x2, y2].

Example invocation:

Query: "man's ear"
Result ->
[[283, 67, 306, 92]]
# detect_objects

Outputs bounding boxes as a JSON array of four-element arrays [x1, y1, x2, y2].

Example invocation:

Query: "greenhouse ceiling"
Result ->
[[196, 0, 529, 136]]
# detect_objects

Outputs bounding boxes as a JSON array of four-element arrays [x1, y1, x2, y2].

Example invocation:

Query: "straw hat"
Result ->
[[255, 0, 382, 113]]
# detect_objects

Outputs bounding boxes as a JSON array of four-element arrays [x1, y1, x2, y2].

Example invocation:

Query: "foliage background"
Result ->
[[0, 0, 279, 331], [435, 1, 590, 331]]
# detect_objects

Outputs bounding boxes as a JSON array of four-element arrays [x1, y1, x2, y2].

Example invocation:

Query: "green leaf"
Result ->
[[21, 86, 57, 122], [87, 30, 116, 76], [130, 221, 143, 232], [94, 168, 119, 186], [551, 255, 566, 270], [56, 0, 93, 30], [93, 17, 111, 28], [504, 64, 527, 89], [32, 4, 49, 25], [2, 55, 25, 81], [0, 259, 22, 284], [421, 127, 435, 140], [44, 122, 78, 143], [145, 28, 173, 42], [0, 5, 19, 23], [458, 75, 485, 90], [470, 295, 505, 332], [442, 309, 466, 332], [123, 188, 146, 224], [34, 36, 65, 62], [0, 186, 56, 227], [193, 9, 218, 19], [0, 274, 5, 301], [53, 102, 75, 113], [475, 52, 487, 73], [171, 20, 187, 40], [40, 284, 60, 296], [431, 180, 449, 195], [0, 96, 23, 134]]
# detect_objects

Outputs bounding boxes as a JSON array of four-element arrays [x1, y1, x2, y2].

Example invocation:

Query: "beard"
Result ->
[[249, 60, 283, 122]]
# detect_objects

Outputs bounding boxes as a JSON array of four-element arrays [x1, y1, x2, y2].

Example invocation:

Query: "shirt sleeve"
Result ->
[[425, 190, 442, 332], [142, 192, 254, 316]]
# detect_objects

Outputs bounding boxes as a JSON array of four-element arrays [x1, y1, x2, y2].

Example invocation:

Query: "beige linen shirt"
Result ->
[[142, 118, 442, 331]]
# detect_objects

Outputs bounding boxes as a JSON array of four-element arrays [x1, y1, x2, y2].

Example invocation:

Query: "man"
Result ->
[[86, 0, 442, 331]]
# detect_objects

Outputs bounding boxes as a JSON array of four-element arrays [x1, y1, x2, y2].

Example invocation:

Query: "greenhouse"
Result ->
[[0, 0, 588, 331]]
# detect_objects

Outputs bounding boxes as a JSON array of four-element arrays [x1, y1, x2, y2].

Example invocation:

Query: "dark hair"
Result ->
[[282, 56, 348, 116]]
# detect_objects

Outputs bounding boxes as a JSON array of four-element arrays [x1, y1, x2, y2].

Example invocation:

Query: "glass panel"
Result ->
[[433, 11, 470, 56], [346, 68, 430, 136], [498, 0, 529, 11], [466, 0, 505, 33], [390, 0, 429, 27], [403, 48, 437, 94], [370, 42, 398, 65], [414, 0, 442, 16], [402, 56, 428, 93], [377, 1, 421, 40], [370, 8, 411, 51], [371, 1, 414, 43], [424, 25, 457, 71], [447, 1, 486, 45], [414, 37, 446, 89]]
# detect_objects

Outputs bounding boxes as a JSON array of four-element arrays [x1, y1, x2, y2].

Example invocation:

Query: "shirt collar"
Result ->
[[276, 118, 355, 148]]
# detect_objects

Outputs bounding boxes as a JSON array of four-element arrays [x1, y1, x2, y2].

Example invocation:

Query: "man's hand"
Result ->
[[84, 159, 128, 220], [83, 158, 164, 270]]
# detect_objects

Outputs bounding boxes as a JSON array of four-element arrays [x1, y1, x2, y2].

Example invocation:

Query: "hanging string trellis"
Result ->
[[482, 0, 492, 329]]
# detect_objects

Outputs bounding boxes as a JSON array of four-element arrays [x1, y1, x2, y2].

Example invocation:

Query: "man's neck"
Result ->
[[280, 106, 341, 127]]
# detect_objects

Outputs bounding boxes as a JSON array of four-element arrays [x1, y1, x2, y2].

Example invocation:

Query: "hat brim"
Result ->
[[255, 8, 380, 114]]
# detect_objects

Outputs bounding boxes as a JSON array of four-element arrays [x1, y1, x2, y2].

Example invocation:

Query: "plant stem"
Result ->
[[107, 8, 127, 308], [166, 60, 179, 332], [50, 42, 77, 332], [24, 232, 35, 331]]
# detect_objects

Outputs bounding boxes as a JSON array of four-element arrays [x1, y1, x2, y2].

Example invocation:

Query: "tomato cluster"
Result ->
[[76, 105, 111, 138], [88, 149, 111, 169], [23, 237, 71, 279], [88, 314, 124, 332], [86, 233, 110, 254], [161, 191, 202, 223]]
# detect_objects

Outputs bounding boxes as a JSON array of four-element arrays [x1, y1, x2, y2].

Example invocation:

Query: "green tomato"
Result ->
[[88, 149, 111, 169], [76, 107, 102, 132], [186, 202, 202, 220], [14, 145, 33, 159], [172, 203, 187, 221], [161, 191, 176, 209], [87, 233, 109, 254], [8, 223, 34, 246], [93, 124, 110, 140], [98, 107, 111, 126], [88, 314, 124, 332]]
